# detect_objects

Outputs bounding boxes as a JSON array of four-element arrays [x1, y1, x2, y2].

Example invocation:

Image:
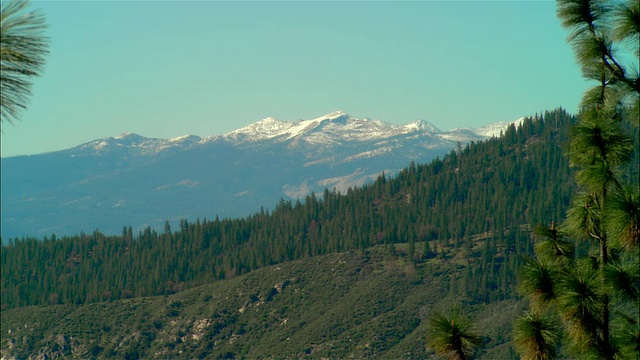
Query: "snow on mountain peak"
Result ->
[[71, 132, 204, 157], [58, 111, 528, 161], [261, 116, 281, 123], [115, 132, 136, 139], [404, 120, 441, 134], [226, 116, 294, 140], [168, 134, 201, 143], [473, 117, 525, 138], [319, 110, 348, 120], [221, 111, 454, 144], [437, 116, 524, 142], [114, 132, 148, 142]]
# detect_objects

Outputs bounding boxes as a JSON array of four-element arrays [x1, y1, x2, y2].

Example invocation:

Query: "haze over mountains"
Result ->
[[1, 111, 523, 240]]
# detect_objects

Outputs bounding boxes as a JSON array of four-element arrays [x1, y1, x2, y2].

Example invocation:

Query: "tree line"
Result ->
[[1, 109, 577, 309]]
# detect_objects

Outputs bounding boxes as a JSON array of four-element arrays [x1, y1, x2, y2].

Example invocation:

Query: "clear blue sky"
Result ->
[[1, 0, 587, 157]]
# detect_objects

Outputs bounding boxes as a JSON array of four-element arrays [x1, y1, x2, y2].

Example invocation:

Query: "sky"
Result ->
[[1, 0, 589, 157]]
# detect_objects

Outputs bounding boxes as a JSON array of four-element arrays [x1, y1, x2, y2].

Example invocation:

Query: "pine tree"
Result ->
[[514, 311, 560, 360], [426, 310, 482, 360], [0, 0, 49, 125], [516, 1, 639, 358]]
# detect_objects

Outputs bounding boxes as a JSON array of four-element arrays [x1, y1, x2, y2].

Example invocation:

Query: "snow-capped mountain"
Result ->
[[70, 132, 203, 157], [224, 111, 442, 143], [65, 111, 515, 158], [1, 112, 522, 240]]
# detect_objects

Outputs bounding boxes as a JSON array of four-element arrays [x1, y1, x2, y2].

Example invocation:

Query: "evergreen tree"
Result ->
[[426, 310, 482, 360], [516, 1, 639, 358], [513, 311, 560, 360], [0, 0, 48, 125]]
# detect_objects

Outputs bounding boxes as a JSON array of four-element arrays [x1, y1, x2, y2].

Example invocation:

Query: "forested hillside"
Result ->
[[1, 108, 576, 311], [1, 246, 522, 359]]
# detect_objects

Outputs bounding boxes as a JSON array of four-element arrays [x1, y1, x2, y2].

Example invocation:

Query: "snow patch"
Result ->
[[473, 117, 525, 138]]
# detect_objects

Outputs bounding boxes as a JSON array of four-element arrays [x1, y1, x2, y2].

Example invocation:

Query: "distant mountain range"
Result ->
[[1, 111, 523, 240]]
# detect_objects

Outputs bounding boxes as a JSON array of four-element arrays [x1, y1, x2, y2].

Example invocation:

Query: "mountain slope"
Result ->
[[1, 108, 576, 359], [0, 109, 576, 311], [0, 246, 522, 360], [1, 112, 521, 240]]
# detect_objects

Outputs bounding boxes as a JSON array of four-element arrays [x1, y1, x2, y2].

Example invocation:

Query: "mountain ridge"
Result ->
[[1, 111, 525, 240], [1, 109, 577, 359], [5, 111, 522, 158]]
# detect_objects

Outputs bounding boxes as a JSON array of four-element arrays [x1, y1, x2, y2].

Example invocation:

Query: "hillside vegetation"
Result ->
[[1, 109, 575, 310], [2, 246, 523, 359], [1, 108, 590, 358]]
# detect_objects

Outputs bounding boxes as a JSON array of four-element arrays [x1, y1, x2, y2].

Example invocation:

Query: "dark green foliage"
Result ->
[[519, 259, 558, 309], [0, 248, 523, 359], [533, 223, 574, 262], [513, 311, 560, 360], [0, 109, 577, 312], [426, 310, 482, 360], [514, 1, 639, 358]]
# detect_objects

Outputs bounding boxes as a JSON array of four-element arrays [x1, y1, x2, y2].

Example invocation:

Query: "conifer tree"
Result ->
[[516, 0, 639, 358], [427, 310, 482, 360], [0, 0, 48, 126], [514, 311, 560, 360]]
